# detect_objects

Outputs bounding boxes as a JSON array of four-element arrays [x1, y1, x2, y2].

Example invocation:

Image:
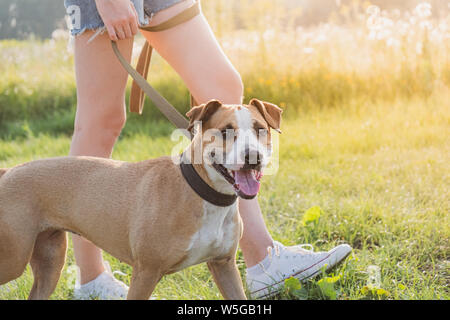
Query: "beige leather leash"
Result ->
[[111, 1, 201, 137]]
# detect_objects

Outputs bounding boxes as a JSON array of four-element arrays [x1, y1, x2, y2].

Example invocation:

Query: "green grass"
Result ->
[[0, 92, 448, 300]]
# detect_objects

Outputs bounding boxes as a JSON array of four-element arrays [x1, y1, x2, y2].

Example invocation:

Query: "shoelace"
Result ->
[[265, 242, 316, 264], [104, 262, 129, 296], [256, 242, 317, 279], [291, 244, 314, 253], [105, 261, 128, 280]]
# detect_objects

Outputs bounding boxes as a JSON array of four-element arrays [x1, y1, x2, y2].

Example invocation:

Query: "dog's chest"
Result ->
[[178, 202, 238, 269]]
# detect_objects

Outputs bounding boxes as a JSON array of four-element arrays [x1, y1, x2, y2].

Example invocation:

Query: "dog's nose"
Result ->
[[244, 148, 262, 167]]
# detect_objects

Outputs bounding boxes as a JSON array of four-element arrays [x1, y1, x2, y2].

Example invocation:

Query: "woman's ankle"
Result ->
[[240, 239, 274, 268], [78, 265, 106, 285]]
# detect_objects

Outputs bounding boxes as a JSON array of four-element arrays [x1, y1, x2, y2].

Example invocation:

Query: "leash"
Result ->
[[111, 1, 238, 206]]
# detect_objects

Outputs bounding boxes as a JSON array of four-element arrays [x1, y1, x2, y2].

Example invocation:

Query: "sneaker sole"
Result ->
[[249, 244, 352, 299]]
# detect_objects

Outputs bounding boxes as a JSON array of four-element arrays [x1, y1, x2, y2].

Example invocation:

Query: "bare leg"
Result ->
[[141, 0, 274, 269], [237, 198, 273, 267], [141, 0, 242, 104], [70, 31, 133, 284]]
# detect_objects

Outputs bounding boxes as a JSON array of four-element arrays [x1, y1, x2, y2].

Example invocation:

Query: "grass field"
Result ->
[[0, 1, 449, 299]]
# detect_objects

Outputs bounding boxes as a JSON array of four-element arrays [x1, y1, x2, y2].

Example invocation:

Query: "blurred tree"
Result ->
[[0, 0, 66, 39]]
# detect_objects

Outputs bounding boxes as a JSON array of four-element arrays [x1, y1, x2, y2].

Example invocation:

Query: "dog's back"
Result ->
[[0, 168, 6, 179]]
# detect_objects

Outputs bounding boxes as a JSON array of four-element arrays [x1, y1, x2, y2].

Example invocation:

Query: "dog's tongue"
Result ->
[[234, 170, 260, 197]]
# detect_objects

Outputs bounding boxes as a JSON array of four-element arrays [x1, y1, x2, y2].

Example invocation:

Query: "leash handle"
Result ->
[[129, 41, 152, 114]]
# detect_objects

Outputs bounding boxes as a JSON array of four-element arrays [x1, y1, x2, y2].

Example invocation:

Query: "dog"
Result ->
[[0, 98, 282, 300]]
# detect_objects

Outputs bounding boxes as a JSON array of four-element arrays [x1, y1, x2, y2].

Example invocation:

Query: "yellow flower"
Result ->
[[376, 288, 390, 297], [301, 206, 322, 226]]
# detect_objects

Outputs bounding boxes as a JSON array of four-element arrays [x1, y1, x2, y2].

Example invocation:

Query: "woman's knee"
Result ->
[[196, 67, 244, 104], [225, 69, 244, 100], [73, 105, 126, 145]]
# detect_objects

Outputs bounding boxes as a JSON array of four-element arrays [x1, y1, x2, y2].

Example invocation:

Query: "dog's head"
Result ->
[[186, 98, 282, 199]]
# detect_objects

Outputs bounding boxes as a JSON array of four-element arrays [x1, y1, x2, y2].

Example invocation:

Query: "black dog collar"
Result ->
[[179, 153, 237, 207]]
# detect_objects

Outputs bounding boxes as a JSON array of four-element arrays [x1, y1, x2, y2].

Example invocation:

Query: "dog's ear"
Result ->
[[186, 99, 222, 132], [249, 98, 283, 133]]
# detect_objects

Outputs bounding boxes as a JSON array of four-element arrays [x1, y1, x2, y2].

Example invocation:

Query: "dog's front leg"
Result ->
[[127, 266, 162, 300], [207, 257, 246, 300]]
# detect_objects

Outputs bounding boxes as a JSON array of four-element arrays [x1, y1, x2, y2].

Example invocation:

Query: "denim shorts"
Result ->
[[65, 0, 185, 36]]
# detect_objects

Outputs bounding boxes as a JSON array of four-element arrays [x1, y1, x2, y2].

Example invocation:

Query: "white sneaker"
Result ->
[[246, 241, 352, 299], [73, 262, 129, 300]]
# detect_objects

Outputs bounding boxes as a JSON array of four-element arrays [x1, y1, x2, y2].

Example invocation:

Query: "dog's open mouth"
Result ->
[[212, 164, 263, 199]]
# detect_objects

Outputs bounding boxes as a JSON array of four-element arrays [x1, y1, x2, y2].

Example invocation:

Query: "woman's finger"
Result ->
[[123, 22, 133, 39], [130, 16, 139, 35], [105, 23, 118, 41], [130, 21, 139, 36], [114, 25, 126, 40], [130, 4, 140, 35]]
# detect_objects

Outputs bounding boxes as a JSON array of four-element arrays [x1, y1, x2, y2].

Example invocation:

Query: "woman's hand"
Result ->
[[95, 0, 139, 41]]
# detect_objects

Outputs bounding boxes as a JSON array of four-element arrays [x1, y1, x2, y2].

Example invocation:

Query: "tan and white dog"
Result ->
[[0, 98, 282, 300]]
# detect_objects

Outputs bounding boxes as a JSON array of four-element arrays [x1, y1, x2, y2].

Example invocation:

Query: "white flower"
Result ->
[[414, 2, 432, 19]]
